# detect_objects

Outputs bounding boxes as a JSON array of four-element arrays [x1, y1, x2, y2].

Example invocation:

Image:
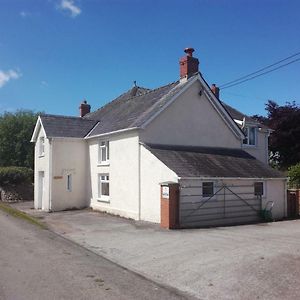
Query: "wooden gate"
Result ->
[[180, 183, 262, 228], [287, 190, 300, 217]]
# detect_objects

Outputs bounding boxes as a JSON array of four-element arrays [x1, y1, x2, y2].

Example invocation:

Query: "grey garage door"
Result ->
[[180, 183, 262, 228]]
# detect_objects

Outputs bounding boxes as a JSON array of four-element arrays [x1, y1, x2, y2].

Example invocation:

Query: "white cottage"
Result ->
[[31, 48, 287, 228]]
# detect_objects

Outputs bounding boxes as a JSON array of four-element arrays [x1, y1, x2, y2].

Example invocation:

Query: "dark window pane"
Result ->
[[102, 182, 109, 196], [254, 182, 263, 196], [202, 182, 214, 197]]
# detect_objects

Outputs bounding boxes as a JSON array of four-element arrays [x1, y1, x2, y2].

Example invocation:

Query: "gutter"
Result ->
[[178, 176, 288, 181], [84, 127, 140, 140]]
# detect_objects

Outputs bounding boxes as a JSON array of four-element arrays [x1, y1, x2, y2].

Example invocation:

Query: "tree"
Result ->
[[253, 100, 300, 169], [288, 163, 300, 188], [0, 110, 39, 169]]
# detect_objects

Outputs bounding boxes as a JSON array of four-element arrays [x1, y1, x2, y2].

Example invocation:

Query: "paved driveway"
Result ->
[[13, 202, 300, 300]]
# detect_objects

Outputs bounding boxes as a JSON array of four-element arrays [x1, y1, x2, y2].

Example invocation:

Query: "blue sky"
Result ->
[[0, 0, 299, 117]]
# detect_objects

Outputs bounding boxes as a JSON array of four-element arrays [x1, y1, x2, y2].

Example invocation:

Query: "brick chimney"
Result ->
[[211, 84, 220, 99], [79, 100, 91, 117], [179, 47, 199, 79]]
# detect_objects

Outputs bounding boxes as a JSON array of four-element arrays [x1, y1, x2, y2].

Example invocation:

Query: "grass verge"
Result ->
[[0, 202, 47, 229]]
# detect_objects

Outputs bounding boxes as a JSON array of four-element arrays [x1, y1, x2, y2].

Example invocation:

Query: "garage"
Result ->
[[146, 144, 287, 228]]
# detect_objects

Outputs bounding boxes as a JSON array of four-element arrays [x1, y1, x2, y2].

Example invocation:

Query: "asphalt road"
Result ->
[[0, 210, 189, 300]]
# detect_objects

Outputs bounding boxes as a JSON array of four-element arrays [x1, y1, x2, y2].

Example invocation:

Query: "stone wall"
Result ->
[[0, 183, 34, 202]]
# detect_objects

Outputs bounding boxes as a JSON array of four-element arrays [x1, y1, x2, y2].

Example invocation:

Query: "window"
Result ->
[[67, 174, 72, 192], [243, 127, 256, 146], [98, 174, 109, 200], [254, 182, 264, 196], [202, 182, 214, 197], [39, 137, 45, 156], [99, 141, 109, 164]]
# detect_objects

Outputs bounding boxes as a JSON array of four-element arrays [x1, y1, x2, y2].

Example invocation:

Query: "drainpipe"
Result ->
[[138, 142, 141, 220], [48, 138, 53, 212]]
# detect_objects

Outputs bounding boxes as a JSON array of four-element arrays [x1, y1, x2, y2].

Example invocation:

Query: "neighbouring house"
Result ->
[[31, 48, 287, 228]]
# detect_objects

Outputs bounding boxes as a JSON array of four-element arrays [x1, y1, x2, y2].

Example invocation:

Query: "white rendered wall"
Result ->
[[50, 138, 89, 211], [141, 80, 241, 148], [34, 127, 51, 211], [89, 131, 140, 220], [243, 129, 269, 164], [140, 145, 178, 223]]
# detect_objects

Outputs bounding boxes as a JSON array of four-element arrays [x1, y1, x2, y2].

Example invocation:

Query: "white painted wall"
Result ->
[[51, 138, 89, 211], [243, 129, 269, 164], [265, 179, 287, 219], [140, 145, 178, 223], [141, 80, 242, 148], [34, 127, 51, 211], [88, 131, 140, 220]]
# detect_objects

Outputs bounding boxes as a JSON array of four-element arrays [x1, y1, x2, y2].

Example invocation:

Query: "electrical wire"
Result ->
[[220, 57, 300, 90], [219, 51, 300, 89]]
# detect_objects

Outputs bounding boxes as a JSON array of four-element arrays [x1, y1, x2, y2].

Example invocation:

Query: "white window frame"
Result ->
[[202, 182, 214, 198], [243, 126, 256, 146], [39, 136, 45, 156], [98, 141, 109, 165], [254, 181, 265, 197], [67, 174, 72, 192], [97, 174, 110, 202]]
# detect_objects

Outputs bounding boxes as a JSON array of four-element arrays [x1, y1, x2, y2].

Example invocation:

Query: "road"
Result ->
[[0, 210, 188, 300]]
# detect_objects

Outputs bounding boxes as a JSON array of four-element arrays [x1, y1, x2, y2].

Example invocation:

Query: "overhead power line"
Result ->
[[220, 57, 300, 90], [219, 51, 300, 89]]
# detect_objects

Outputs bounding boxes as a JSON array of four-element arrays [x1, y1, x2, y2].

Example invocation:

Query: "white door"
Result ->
[[38, 171, 44, 209]]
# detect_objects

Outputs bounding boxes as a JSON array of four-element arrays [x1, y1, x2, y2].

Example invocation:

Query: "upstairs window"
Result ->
[[39, 137, 45, 156], [202, 182, 214, 197], [99, 141, 109, 164], [243, 127, 256, 146], [254, 182, 264, 196]]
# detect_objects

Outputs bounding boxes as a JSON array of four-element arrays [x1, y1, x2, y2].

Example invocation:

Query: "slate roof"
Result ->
[[84, 80, 190, 137], [39, 74, 265, 138], [145, 144, 284, 178], [40, 114, 98, 138]]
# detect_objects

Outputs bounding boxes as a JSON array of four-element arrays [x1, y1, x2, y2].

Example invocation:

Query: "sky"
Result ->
[[0, 0, 299, 117]]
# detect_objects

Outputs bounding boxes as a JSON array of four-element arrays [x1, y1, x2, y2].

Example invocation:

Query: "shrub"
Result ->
[[288, 163, 300, 188], [0, 167, 33, 186]]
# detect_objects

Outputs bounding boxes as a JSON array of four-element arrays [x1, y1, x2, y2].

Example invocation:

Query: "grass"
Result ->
[[0, 202, 47, 229]]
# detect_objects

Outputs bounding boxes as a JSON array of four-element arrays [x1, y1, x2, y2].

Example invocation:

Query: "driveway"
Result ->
[[0, 209, 186, 300], [12, 202, 300, 300]]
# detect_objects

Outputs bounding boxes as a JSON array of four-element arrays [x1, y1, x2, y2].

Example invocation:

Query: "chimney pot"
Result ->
[[79, 100, 91, 117], [179, 47, 199, 79], [184, 47, 195, 57]]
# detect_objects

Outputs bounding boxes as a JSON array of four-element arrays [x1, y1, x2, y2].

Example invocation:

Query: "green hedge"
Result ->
[[0, 167, 33, 186], [288, 163, 300, 188]]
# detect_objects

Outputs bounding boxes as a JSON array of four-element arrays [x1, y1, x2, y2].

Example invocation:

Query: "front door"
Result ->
[[38, 171, 44, 209]]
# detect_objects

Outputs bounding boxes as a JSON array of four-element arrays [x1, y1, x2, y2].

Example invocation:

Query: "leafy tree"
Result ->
[[0, 110, 39, 169], [288, 163, 300, 188], [252, 100, 300, 169]]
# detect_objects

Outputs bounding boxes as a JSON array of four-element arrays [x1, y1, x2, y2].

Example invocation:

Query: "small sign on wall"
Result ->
[[53, 176, 63, 180], [162, 186, 169, 199]]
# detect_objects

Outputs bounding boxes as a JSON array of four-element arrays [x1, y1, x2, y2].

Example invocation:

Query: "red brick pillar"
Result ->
[[160, 183, 179, 229]]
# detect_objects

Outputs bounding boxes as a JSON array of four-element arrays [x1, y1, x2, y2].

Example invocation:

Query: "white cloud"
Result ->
[[58, 0, 81, 18], [20, 11, 31, 18], [0, 70, 21, 88]]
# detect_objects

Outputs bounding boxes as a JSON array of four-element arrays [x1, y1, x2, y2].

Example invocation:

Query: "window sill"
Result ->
[[97, 198, 110, 203], [97, 162, 110, 166], [242, 144, 257, 148]]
